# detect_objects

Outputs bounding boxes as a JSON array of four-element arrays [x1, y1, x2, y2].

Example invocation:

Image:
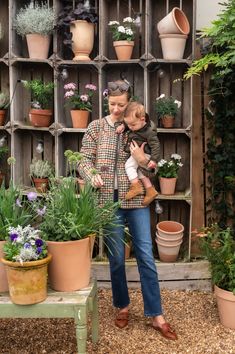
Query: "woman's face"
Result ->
[[108, 93, 129, 121]]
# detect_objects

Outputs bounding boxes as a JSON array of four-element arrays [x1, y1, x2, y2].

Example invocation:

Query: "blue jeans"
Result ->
[[105, 207, 163, 317]]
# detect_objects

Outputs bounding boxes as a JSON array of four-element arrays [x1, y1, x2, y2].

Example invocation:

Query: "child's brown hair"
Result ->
[[124, 101, 150, 122]]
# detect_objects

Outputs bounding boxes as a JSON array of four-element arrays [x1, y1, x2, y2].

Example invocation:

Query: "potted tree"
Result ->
[[14, 3, 55, 59], [108, 17, 136, 60], [157, 153, 183, 195], [0, 92, 9, 126], [64, 82, 97, 128], [1, 225, 51, 305], [57, 2, 98, 60], [39, 178, 120, 291], [29, 158, 54, 192], [22, 79, 54, 127], [197, 225, 235, 329], [155, 94, 181, 128]]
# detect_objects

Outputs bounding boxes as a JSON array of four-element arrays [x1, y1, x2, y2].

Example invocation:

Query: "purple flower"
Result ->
[[16, 198, 22, 207], [37, 206, 46, 216], [35, 239, 43, 247], [36, 247, 42, 254], [27, 192, 37, 201], [10, 233, 18, 242], [24, 242, 31, 249]]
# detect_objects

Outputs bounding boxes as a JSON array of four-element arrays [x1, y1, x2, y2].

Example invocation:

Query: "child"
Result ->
[[117, 101, 159, 206]]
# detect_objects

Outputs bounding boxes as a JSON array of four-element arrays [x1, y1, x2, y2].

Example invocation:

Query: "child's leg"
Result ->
[[125, 156, 143, 200]]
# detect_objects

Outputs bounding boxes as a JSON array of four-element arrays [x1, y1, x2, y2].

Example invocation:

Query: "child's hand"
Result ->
[[147, 160, 157, 169], [116, 123, 125, 134]]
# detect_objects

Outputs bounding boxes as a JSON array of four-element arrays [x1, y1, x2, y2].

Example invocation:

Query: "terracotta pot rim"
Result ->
[[113, 40, 134, 45], [30, 109, 53, 114], [157, 220, 184, 234], [214, 284, 235, 298], [156, 239, 182, 247], [1, 253, 52, 267], [159, 33, 188, 39], [172, 7, 190, 35], [47, 234, 95, 245]]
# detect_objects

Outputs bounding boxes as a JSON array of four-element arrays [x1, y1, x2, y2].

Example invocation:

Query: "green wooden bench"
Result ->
[[0, 279, 99, 354]]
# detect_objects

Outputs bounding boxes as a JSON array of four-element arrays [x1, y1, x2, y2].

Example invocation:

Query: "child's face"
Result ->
[[124, 114, 146, 131]]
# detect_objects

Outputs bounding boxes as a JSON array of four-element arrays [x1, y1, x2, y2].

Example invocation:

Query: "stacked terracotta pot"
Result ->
[[157, 7, 190, 60], [155, 220, 184, 262]]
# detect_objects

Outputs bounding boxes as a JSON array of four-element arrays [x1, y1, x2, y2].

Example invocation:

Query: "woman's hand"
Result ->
[[91, 174, 104, 188], [130, 140, 149, 167]]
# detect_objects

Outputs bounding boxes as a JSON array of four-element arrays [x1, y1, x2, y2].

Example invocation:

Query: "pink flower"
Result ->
[[64, 83, 76, 90], [64, 90, 75, 98], [85, 84, 97, 91]]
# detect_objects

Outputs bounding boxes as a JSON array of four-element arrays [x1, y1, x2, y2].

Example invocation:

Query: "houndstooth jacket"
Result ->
[[78, 116, 145, 208]]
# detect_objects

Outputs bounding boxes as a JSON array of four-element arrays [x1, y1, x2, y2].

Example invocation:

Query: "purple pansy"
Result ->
[[35, 239, 44, 247], [24, 242, 31, 249], [36, 247, 42, 254], [10, 233, 18, 242]]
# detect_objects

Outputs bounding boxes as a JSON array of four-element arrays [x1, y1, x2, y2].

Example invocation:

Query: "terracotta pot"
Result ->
[[47, 237, 94, 291], [0, 110, 6, 126], [1, 254, 52, 304], [214, 285, 235, 329], [159, 33, 188, 60], [156, 233, 183, 244], [156, 238, 182, 262], [161, 115, 175, 128], [113, 40, 134, 60], [26, 34, 51, 59], [156, 220, 184, 238], [159, 177, 177, 195], [32, 177, 49, 193], [29, 109, 53, 127], [157, 7, 190, 35], [70, 110, 89, 128], [0, 241, 8, 292], [70, 20, 95, 61]]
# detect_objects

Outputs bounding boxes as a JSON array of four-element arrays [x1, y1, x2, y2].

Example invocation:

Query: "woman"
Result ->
[[78, 80, 177, 340]]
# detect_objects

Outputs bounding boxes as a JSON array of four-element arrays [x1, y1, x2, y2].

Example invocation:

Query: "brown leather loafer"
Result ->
[[152, 322, 178, 340], [115, 311, 129, 329]]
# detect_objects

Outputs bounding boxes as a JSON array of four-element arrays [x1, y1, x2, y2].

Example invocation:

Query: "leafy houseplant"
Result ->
[[23, 79, 54, 127], [158, 154, 183, 195], [155, 94, 181, 128], [29, 158, 54, 192], [14, 2, 55, 59], [64, 82, 97, 128], [1, 225, 51, 305]]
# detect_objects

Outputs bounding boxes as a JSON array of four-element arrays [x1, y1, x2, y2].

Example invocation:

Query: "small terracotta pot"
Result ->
[[161, 115, 175, 128], [70, 110, 89, 128], [29, 109, 53, 127], [0, 110, 6, 126], [32, 177, 49, 193], [156, 238, 182, 262], [1, 254, 52, 305], [26, 34, 51, 59], [159, 177, 177, 195], [156, 220, 184, 238], [113, 40, 134, 60], [157, 7, 190, 35]]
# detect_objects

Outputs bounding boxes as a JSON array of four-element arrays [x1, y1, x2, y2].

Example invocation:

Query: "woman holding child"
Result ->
[[78, 80, 177, 340]]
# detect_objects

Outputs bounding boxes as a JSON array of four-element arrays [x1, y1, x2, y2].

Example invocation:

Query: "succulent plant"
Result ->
[[29, 158, 54, 179]]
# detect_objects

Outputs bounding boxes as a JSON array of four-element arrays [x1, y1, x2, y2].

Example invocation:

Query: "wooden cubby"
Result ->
[[0, 0, 196, 261]]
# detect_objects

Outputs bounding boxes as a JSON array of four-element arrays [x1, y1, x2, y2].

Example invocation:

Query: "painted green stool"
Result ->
[[0, 279, 99, 354]]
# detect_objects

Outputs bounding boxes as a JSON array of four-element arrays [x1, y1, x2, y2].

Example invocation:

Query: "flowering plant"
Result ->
[[108, 17, 135, 41], [22, 80, 54, 109], [155, 94, 181, 118], [195, 224, 235, 292], [64, 83, 97, 111], [3, 225, 48, 263], [158, 154, 183, 178]]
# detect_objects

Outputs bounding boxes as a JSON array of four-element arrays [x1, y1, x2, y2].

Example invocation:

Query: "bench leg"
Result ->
[[74, 307, 88, 354], [91, 291, 99, 343]]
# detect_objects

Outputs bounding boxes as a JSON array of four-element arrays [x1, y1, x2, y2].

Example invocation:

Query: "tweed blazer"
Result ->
[[78, 116, 144, 208]]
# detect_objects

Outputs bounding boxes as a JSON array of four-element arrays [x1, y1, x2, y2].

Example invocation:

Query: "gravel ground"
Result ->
[[0, 288, 235, 354]]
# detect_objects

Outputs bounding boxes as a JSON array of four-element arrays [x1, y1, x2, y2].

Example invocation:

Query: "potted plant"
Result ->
[[1, 225, 51, 304], [29, 158, 54, 192], [196, 224, 235, 329], [0, 145, 8, 186], [0, 92, 9, 126], [22, 79, 54, 127], [57, 2, 98, 60], [64, 82, 97, 128], [108, 17, 136, 60], [39, 177, 120, 291], [155, 94, 181, 128], [14, 2, 55, 59], [157, 153, 183, 195]]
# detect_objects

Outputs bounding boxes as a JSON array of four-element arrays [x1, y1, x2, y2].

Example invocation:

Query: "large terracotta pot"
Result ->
[[70, 20, 95, 61], [214, 285, 235, 329], [159, 33, 188, 60], [47, 237, 94, 291], [113, 40, 134, 60], [0, 110, 6, 126], [0, 241, 8, 292], [26, 34, 51, 59], [159, 177, 177, 195], [29, 109, 53, 127], [1, 254, 52, 304], [157, 7, 190, 35], [70, 110, 89, 128]]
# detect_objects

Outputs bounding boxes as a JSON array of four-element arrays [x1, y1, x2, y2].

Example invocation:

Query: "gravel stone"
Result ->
[[0, 288, 235, 353]]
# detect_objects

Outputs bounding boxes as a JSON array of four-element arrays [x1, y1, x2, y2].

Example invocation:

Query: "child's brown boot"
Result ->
[[125, 181, 143, 200], [142, 186, 158, 206]]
